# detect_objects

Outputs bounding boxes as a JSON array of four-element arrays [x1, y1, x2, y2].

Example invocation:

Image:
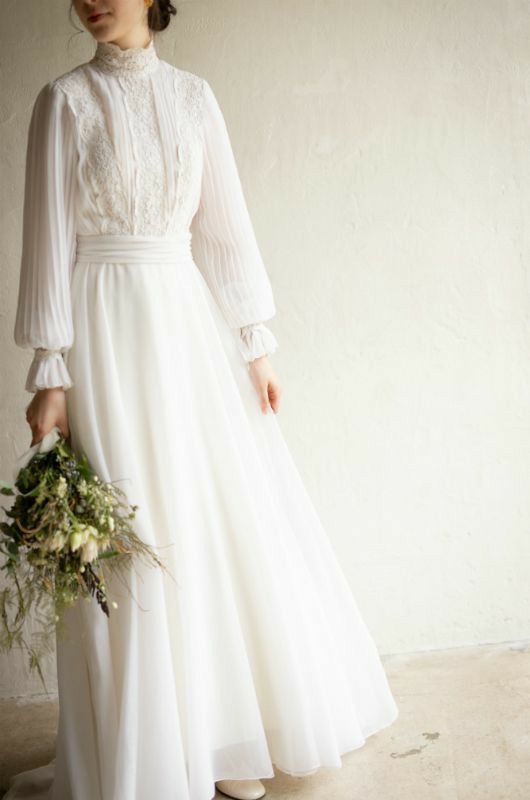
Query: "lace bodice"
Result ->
[[13, 35, 278, 391], [91, 41, 167, 236], [57, 35, 204, 237]]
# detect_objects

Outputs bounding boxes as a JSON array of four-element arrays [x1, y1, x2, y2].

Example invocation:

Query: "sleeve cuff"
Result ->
[[237, 323, 279, 363], [25, 348, 74, 393]]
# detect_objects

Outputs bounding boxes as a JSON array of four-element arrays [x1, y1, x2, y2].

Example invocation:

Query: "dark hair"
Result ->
[[149, 0, 177, 32]]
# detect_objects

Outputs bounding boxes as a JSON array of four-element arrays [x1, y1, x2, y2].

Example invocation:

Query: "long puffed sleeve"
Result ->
[[191, 79, 278, 361], [13, 80, 77, 393]]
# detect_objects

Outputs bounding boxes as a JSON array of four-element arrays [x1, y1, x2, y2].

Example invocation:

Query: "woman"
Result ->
[[5, 1, 399, 799]]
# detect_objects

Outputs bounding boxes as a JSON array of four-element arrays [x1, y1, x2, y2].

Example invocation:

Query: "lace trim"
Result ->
[[57, 71, 131, 234], [90, 35, 160, 75], [171, 72, 205, 231], [34, 348, 67, 359], [118, 71, 167, 234]]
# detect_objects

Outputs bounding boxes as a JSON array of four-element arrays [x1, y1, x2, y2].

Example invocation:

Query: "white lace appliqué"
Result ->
[[118, 71, 167, 235], [56, 70, 131, 234], [54, 58, 204, 236]]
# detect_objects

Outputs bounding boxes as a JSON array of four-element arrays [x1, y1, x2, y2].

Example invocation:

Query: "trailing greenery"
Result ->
[[0, 429, 166, 692]]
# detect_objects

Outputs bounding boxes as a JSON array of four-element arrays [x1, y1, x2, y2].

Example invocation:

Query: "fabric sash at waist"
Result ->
[[75, 232, 192, 264]]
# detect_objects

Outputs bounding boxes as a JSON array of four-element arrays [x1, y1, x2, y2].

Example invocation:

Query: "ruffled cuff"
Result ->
[[25, 348, 74, 393], [237, 323, 279, 364]]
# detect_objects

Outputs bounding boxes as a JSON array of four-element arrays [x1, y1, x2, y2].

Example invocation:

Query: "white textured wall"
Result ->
[[2, 0, 530, 699]]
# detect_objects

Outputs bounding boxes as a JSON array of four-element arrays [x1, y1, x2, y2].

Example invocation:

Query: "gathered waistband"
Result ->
[[75, 232, 193, 264]]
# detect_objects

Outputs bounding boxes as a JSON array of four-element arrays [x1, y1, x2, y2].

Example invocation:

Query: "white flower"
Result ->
[[47, 531, 68, 552], [69, 525, 90, 551], [69, 530, 84, 552], [56, 476, 68, 498], [80, 534, 99, 564], [108, 516, 115, 532]]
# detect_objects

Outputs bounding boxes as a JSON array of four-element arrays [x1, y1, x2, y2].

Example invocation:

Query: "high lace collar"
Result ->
[[90, 34, 160, 75]]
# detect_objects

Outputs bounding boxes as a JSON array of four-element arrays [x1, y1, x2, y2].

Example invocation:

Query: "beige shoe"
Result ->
[[215, 778, 266, 799]]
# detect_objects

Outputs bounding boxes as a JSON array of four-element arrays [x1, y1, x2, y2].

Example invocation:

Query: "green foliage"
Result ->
[[0, 431, 167, 692]]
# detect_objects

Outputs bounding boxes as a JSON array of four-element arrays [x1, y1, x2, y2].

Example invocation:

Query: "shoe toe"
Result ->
[[215, 778, 266, 799]]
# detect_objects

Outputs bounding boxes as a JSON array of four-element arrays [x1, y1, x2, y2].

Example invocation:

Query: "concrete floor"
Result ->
[[1, 640, 529, 799]]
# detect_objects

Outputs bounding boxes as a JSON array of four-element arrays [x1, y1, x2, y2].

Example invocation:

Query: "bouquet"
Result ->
[[0, 426, 167, 691]]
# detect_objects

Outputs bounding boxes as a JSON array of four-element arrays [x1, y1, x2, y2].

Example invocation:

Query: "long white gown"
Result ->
[[6, 34, 399, 800]]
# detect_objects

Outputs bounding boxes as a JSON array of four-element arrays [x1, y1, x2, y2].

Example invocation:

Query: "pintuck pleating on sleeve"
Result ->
[[191, 78, 278, 362], [13, 80, 77, 393]]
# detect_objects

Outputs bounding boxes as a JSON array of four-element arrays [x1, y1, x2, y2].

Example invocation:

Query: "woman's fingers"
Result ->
[[248, 356, 282, 414], [57, 405, 71, 440], [267, 381, 282, 414], [25, 387, 70, 445], [260, 386, 272, 414]]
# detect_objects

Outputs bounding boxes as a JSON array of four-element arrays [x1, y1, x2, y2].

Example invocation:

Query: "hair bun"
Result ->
[[149, 0, 177, 32]]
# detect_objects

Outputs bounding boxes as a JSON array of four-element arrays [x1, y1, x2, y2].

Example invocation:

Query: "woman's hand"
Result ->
[[25, 387, 70, 446], [248, 355, 282, 414]]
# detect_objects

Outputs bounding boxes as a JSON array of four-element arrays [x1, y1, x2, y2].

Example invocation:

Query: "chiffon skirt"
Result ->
[[4, 232, 399, 800]]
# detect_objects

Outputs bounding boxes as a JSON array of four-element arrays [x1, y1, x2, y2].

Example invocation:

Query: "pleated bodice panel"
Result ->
[[55, 58, 204, 236]]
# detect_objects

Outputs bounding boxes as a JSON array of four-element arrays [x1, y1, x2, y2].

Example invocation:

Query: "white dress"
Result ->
[[7, 35, 399, 800]]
